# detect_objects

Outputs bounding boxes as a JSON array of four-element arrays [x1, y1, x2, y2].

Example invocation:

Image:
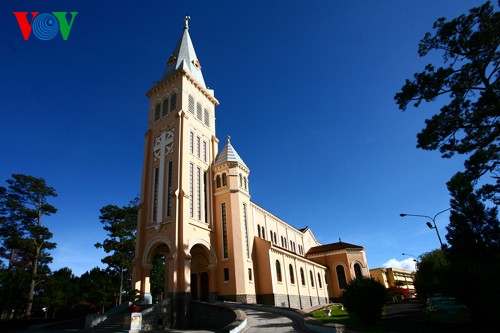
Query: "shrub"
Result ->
[[340, 276, 388, 324]]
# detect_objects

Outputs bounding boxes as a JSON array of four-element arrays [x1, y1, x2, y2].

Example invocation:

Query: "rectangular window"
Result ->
[[196, 136, 201, 158], [203, 141, 207, 162], [167, 161, 172, 217], [188, 95, 195, 114], [243, 203, 249, 259], [161, 98, 169, 117], [204, 172, 208, 223], [196, 102, 202, 120], [189, 163, 194, 218], [152, 167, 159, 222], [224, 268, 229, 282], [169, 93, 177, 112], [190, 132, 194, 154], [248, 268, 252, 281], [204, 109, 210, 127], [222, 202, 228, 259], [197, 167, 201, 220], [154, 103, 161, 121]]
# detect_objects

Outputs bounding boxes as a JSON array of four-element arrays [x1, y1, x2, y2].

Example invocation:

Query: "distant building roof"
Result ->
[[307, 241, 363, 255]]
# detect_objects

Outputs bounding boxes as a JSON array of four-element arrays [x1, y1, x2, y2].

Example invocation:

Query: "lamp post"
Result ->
[[401, 253, 418, 262], [399, 208, 451, 248]]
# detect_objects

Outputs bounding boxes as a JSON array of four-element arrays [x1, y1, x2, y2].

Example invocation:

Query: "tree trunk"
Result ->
[[119, 265, 124, 304], [25, 247, 40, 318]]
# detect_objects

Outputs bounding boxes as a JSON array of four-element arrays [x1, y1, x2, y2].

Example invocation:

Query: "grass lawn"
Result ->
[[312, 305, 386, 333]]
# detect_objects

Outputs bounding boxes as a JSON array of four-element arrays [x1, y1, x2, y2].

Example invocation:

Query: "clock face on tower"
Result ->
[[153, 129, 174, 161]]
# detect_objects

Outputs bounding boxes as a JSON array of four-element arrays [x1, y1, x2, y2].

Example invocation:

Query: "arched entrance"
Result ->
[[190, 244, 210, 301], [151, 253, 166, 303], [138, 236, 173, 304]]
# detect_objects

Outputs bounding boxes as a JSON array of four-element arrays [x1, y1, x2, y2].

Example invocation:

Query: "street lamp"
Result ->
[[402, 253, 419, 263], [399, 208, 451, 248]]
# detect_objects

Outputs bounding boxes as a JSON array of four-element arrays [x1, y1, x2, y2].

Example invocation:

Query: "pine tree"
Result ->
[[0, 174, 57, 317], [95, 198, 138, 304]]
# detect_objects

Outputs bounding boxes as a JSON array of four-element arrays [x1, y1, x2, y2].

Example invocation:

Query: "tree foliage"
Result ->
[[340, 276, 388, 324], [95, 198, 138, 304], [0, 174, 57, 317], [445, 172, 500, 325], [78, 267, 117, 313], [395, 1, 500, 204], [413, 250, 450, 299], [446, 172, 500, 261]]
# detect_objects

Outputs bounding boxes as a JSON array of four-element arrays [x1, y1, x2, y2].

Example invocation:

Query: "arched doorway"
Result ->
[[139, 236, 173, 304], [151, 253, 166, 303], [190, 244, 212, 301]]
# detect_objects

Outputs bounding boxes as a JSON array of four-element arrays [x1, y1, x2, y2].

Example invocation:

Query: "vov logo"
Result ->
[[13, 12, 78, 41]]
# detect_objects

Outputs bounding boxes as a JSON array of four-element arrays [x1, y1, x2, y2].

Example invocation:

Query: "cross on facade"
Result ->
[[153, 129, 174, 223]]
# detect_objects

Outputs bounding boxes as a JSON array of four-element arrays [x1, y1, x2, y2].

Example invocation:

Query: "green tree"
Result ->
[[413, 249, 450, 299], [0, 174, 57, 318], [151, 253, 166, 303], [95, 198, 138, 304], [340, 276, 388, 324], [445, 172, 500, 324], [43, 267, 80, 318], [78, 267, 116, 314], [395, 1, 500, 204]]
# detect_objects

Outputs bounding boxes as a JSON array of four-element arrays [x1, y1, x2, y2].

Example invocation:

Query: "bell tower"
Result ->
[[132, 16, 219, 328]]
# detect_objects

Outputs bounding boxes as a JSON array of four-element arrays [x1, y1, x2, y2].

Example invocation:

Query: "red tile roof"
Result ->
[[307, 241, 363, 255]]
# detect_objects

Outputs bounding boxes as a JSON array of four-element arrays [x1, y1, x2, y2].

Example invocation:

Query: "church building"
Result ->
[[131, 17, 370, 325]]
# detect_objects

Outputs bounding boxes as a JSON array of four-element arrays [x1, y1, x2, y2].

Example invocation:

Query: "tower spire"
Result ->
[[161, 16, 206, 87]]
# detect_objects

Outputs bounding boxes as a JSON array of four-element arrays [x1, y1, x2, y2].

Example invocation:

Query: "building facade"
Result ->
[[370, 267, 416, 298], [131, 18, 370, 326]]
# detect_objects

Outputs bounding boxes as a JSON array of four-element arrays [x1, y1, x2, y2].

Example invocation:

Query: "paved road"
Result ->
[[222, 303, 311, 333], [382, 302, 475, 333], [8, 302, 479, 333], [239, 307, 306, 333]]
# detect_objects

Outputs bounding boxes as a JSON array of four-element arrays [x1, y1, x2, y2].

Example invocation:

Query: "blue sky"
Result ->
[[0, 0, 493, 276]]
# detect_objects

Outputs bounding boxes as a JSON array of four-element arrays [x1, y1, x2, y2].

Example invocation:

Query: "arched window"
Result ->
[[317, 272, 322, 288], [300, 268, 305, 286], [276, 260, 282, 282], [244, 177, 247, 190], [310, 270, 314, 287], [204, 108, 210, 127], [154, 103, 161, 121], [289, 265, 295, 284], [161, 98, 169, 117], [354, 263, 362, 278], [336, 265, 348, 290], [222, 173, 227, 186], [188, 94, 195, 114], [273, 232, 277, 244], [169, 93, 177, 112], [270, 230, 273, 242], [257, 224, 261, 238], [216, 175, 221, 188], [196, 102, 202, 120], [261, 226, 265, 239]]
